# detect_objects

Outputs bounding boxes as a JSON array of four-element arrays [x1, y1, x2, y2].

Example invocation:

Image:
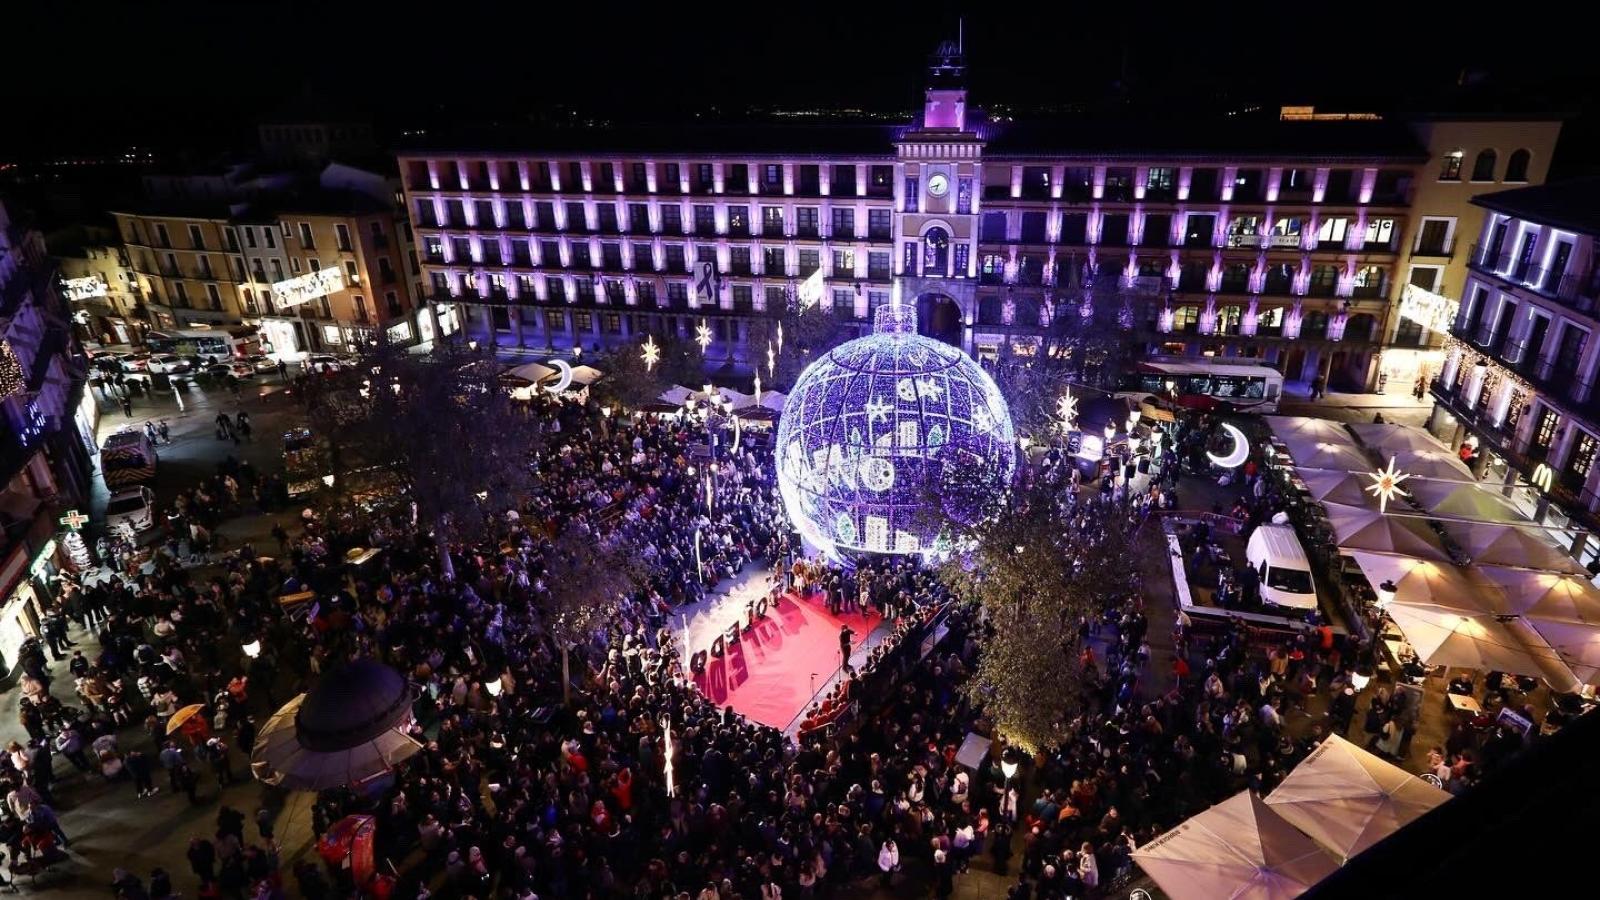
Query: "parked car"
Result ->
[[244, 353, 279, 373], [90, 351, 130, 373], [306, 354, 343, 373], [147, 353, 193, 375], [105, 486, 157, 534], [119, 353, 151, 373], [208, 360, 256, 380]]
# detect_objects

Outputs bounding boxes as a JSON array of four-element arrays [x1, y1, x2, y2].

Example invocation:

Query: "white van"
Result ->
[[105, 486, 157, 534], [1246, 524, 1318, 610]]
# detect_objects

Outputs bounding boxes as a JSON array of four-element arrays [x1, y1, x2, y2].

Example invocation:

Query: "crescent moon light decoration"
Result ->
[[1206, 422, 1250, 469], [546, 359, 574, 394]]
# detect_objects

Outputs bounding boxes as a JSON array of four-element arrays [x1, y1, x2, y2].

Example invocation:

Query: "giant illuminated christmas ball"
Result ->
[[776, 303, 1015, 559]]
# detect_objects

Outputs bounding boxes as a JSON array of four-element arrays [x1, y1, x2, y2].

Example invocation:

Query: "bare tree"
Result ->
[[535, 528, 650, 704]]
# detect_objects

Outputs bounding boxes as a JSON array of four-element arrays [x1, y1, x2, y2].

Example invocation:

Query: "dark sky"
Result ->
[[12, 1, 1597, 158]]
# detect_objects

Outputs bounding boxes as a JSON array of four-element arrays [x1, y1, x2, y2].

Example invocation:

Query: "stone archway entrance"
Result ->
[[917, 293, 962, 347]]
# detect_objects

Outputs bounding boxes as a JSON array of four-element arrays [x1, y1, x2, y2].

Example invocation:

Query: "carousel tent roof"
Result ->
[[293, 659, 413, 751], [1133, 790, 1338, 900], [251, 659, 420, 791], [1265, 735, 1450, 861]]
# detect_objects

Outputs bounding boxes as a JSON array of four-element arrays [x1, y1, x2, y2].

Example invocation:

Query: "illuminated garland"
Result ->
[[0, 339, 23, 398]]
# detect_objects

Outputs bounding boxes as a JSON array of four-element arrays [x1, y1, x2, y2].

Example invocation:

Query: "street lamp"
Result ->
[[1000, 746, 1021, 785], [1351, 663, 1373, 693], [241, 638, 262, 659]]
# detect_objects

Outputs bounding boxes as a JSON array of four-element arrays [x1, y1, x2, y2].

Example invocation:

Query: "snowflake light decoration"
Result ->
[[641, 335, 660, 372], [1365, 455, 1412, 514], [776, 303, 1016, 560], [1057, 388, 1078, 433], [695, 321, 713, 353]]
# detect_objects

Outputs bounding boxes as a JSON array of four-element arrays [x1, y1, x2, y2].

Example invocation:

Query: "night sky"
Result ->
[[12, 2, 1598, 162]]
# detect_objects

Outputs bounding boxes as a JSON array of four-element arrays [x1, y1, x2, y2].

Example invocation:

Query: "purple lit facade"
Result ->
[[776, 303, 1015, 560], [397, 44, 1517, 389]]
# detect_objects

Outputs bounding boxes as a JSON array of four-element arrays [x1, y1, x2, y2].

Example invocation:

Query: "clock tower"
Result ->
[[894, 38, 984, 352]]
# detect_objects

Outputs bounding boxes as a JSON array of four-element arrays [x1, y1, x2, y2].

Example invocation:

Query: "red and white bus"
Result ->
[[1118, 359, 1285, 413]]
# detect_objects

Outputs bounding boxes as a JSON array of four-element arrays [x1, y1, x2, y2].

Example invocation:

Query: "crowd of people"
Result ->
[[1, 394, 1571, 899]]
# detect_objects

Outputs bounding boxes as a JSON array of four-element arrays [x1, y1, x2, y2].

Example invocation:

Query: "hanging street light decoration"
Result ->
[[695, 320, 713, 354], [776, 322, 785, 354], [753, 371, 762, 401], [1057, 388, 1078, 433], [1365, 455, 1412, 514], [767, 341, 777, 377], [641, 335, 660, 372]]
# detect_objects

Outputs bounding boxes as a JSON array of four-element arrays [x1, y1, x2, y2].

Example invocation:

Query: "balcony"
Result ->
[[1350, 280, 1387, 299], [1217, 278, 1251, 295], [1411, 236, 1455, 258]]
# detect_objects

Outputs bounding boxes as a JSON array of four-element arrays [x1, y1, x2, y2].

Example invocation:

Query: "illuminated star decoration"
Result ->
[[641, 335, 660, 372], [1057, 389, 1078, 432], [695, 321, 713, 353], [866, 394, 892, 425], [1365, 455, 1412, 514], [767, 342, 776, 377], [776, 322, 784, 354]]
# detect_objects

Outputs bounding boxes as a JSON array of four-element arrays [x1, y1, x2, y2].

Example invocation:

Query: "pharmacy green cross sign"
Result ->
[[58, 509, 90, 531]]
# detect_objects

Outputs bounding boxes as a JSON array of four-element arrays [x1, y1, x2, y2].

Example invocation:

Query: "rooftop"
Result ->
[[980, 116, 1429, 162], [400, 121, 901, 158], [1471, 176, 1600, 237]]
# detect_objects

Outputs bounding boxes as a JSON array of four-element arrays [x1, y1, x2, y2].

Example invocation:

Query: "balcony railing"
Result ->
[[1411, 236, 1455, 257]]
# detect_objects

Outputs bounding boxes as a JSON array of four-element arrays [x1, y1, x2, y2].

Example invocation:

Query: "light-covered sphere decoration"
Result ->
[[776, 303, 1016, 559]]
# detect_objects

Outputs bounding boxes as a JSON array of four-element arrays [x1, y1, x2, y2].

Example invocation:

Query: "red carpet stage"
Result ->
[[690, 591, 880, 730]]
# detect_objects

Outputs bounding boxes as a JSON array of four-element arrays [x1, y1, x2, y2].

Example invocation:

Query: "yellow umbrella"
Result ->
[[166, 703, 207, 734]]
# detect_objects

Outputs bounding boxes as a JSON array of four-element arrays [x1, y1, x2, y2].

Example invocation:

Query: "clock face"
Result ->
[[927, 173, 949, 197]]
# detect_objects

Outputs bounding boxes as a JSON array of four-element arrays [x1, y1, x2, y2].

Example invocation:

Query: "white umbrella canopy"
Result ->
[[250, 694, 422, 791], [1348, 552, 1485, 610], [1284, 441, 1373, 473], [1406, 479, 1525, 523], [1265, 735, 1450, 862], [567, 364, 605, 386], [1382, 600, 1566, 679], [500, 361, 556, 385], [1388, 448, 1474, 481], [1347, 423, 1448, 456], [1296, 468, 1380, 508], [1322, 503, 1450, 561], [1477, 566, 1600, 622], [1267, 416, 1357, 447], [658, 385, 693, 406], [1444, 522, 1587, 574], [1133, 791, 1338, 900]]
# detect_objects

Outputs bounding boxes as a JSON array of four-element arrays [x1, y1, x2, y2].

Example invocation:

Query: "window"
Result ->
[[868, 208, 891, 240], [981, 254, 1004, 282], [729, 246, 750, 274], [661, 205, 682, 234], [354, 295, 369, 322], [565, 202, 587, 231], [1324, 169, 1354, 202], [188, 224, 205, 249], [904, 178, 919, 213], [831, 208, 855, 239], [762, 206, 784, 236], [197, 256, 214, 279], [1569, 431, 1600, 486], [696, 163, 713, 189], [174, 282, 190, 306], [1362, 218, 1396, 248], [345, 260, 360, 284], [727, 205, 749, 235], [242, 288, 256, 314], [1505, 149, 1531, 183], [336, 223, 352, 251], [763, 164, 782, 190], [1145, 167, 1175, 198], [953, 243, 969, 277], [763, 247, 786, 274], [765, 286, 786, 310], [980, 212, 1007, 242], [731, 285, 753, 310], [290, 257, 302, 274], [664, 162, 680, 189], [224, 227, 239, 252], [922, 227, 949, 275], [868, 251, 890, 281], [832, 289, 854, 318], [1318, 216, 1351, 245], [298, 222, 315, 248], [668, 283, 688, 306], [798, 249, 820, 276], [1439, 150, 1463, 181], [726, 164, 748, 192], [665, 245, 687, 272], [271, 259, 285, 281], [904, 242, 918, 274], [602, 312, 622, 334], [832, 248, 855, 276], [386, 291, 401, 316], [205, 283, 222, 310], [978, 295, 1003, 325], [1471, 150, 1498, 182], [797, 207, 819, 237], [693, 205, 715, 234], [956, 178, 972, 214]]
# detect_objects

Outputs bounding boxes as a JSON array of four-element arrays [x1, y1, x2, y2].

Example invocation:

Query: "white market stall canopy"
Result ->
[[1444, 521, 1588, 575], [1265, 735, 1450, 862], [1266, 416, 1358, 448], [1133, 790, 1338, 900], [501, 362, 556, 385], [1281, 441, 1373, 473], [658, 385, 693, 406], [1386, 448, 1474, 481]]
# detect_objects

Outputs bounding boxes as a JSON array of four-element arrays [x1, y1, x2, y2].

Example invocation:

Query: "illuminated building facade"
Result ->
[[398, 44, 1559, 393], [111, 162, 424, 355], [1428, 178, 1600, 566], [1, 198, 96, 670]]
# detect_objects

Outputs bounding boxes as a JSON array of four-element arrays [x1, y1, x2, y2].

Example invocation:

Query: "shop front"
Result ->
[[0, 537, 59, 674]]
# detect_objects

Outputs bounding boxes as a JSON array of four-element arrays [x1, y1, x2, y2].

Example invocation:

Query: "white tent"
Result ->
[[1382, 600, 1564, 678], [1443, 522, 1587, 574], [567, 364, 604, 386], [1476, 566, 1600, 686], [1296, 468, 1380, 508], [1347, 423, 1448, 456], [1133, 791, 1338, 900], [501, 361, 555, 384], [1322, 503, 1450, 561], [1407, 479, 1525, 523], [658, 385, 693, 406], [757, 389, 787, 412], [1265, 735, 1449, 862], [1347, 551, 1484, 610]]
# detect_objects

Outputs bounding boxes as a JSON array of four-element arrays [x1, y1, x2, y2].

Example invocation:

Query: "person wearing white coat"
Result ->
[[878, 838, 900, 888]]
